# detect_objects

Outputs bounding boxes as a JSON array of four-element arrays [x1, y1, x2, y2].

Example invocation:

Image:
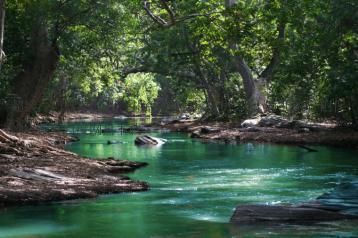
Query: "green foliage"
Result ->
[[123, 73, 160, 115], [2, 0, 357, 124]]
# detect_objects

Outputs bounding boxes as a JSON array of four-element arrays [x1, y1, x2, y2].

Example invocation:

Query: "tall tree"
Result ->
[[225, 0, 285, 115], [0, 0, 5, 68]]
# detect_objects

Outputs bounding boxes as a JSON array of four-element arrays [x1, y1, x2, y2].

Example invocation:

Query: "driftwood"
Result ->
[[231, 205, 357, 223], [298, 145, 318, 152], [0, 129, 19, 143], [135, 135, 166, 146], [8, 169, 69, 182]]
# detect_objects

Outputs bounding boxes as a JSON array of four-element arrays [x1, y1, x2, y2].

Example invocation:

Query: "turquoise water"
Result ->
[[0, 119, 358, 237]]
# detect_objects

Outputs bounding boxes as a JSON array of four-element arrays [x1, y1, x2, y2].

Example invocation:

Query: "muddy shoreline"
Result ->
[[0, 129, 148, 207]]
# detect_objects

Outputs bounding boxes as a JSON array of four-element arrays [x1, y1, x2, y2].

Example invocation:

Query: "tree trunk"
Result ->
[[225, 0, 267, 116], [7, 22, 59, 130], [0, 0, 5, 68], [58, 73, 67, 124], [193, 63, 221, 118]]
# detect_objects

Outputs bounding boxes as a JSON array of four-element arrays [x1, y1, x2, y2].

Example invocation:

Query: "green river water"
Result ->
[[0, 119, 357, 238]]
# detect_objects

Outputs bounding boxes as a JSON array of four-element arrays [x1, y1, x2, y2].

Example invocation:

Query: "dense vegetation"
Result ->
[[0, 0, 357, 128]]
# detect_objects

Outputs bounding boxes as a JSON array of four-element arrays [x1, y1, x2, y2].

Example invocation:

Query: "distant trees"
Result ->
[[136, 0, 357, 124]]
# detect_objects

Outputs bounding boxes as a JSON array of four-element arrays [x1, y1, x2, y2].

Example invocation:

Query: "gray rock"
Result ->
[[257, 115, 288, 127], [241, 118, 261, 128]]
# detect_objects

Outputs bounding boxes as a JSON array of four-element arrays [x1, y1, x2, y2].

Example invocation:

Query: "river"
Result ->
[[0, 118, 357, 237]]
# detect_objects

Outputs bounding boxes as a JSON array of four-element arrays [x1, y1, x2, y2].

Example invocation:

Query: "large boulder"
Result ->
[[134, 135, 167, 146], [241, 115, 288, 128], [241, 117, 261, 128]]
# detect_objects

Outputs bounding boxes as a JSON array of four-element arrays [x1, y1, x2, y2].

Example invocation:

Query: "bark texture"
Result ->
[[7, 22, 59, 129], [0, 0, 5, 67]]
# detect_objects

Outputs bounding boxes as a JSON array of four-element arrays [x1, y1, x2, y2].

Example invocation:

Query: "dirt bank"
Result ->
[[32, 111, 114, 124], [158, 120, 358, 148], [0, 129, 148, 206]]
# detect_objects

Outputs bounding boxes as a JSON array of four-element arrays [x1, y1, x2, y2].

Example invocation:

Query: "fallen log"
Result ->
[[298, 145, 318, 152], [231, 181, 358, 224], [135, 135, 166, 146], [230, 205, 358, 223]]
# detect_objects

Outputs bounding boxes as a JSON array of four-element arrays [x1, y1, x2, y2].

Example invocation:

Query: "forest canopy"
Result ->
[[0, 0, 357, 128]]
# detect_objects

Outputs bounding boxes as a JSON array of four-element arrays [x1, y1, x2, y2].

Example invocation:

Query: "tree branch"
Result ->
[[122, 65, 196, 79], [143, 0, 173, 28], [142, 0, 222, 28], [259, 22, 286, 81]]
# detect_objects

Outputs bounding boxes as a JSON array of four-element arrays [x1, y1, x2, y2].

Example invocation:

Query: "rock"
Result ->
[[134, 135, 166, 146], [241, 115, 288, 128], [230, 205, 358, 223], [257, 115, 288, 127], [241, 118, 261, 128], [179, 113, 190, 120], [200, 126, 220, 134], [231, 181, 358, 224]]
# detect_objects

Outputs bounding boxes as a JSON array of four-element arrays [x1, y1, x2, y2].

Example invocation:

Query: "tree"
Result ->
[[0, 0, 5, 68], [3, 0, 126, 129]]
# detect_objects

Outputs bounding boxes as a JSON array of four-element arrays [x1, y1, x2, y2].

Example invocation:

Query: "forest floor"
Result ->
[[0, 129, 148, 207], [157, 120, 358, 149]]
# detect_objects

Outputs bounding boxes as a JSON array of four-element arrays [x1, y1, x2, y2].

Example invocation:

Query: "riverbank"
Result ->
[[156, 118, 358, 148], [0, 129, 148, 206], [32, 111, 115, 124]]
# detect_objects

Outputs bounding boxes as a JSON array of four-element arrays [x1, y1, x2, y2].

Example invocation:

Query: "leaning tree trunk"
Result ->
[[225, 0, 267, 116], [7, 22, 59, 130], [0, 0, 5, 68]]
